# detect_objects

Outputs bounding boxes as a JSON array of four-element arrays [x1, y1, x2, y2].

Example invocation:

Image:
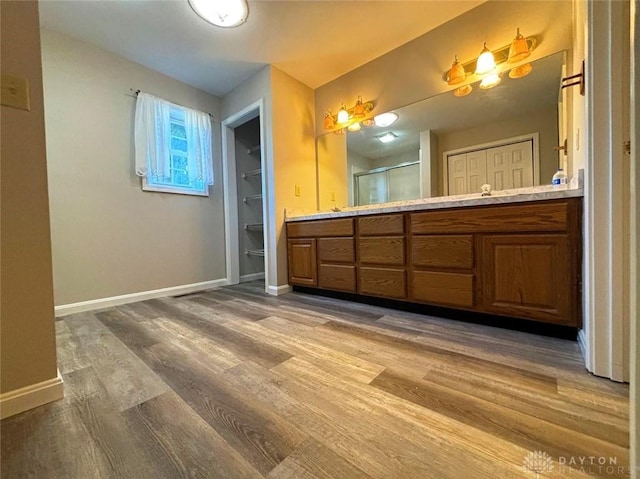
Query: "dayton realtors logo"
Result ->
[[522, 450, 554, 478]]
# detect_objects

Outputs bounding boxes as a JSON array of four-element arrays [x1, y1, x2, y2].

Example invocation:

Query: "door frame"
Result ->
[[442, 132, 540, 195], [221, 99, 269, 292]]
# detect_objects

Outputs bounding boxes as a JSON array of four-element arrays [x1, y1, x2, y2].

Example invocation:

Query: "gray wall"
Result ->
[[41, 30, 226, 305]]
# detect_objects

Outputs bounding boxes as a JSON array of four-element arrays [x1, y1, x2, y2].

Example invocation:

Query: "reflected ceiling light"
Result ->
[[337, 103, 350, 124], [347, 122, 361, 132], [189, 0, 248, 28], [374, 112, 399, 127], [509, 62, 533, 79], [508, 28, 531, 63], [453, 84, 473, 97], [377, 132, 397, 144], [446, 55, 466, 85], [479, 72, 501, 89], [475, 43, 496, 75]]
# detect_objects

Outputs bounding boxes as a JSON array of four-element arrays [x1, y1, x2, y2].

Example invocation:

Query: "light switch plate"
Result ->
[[1, 75, 30, 111]]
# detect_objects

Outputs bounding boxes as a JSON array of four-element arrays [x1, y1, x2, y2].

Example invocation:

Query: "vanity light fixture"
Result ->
[[507, 28, 531, 63], [337, 104, 350, 124], [377, 132, 397, 144], [188, 0, 248, 28], [362, 118, 376, 127], [453, 85, 473, 97], [347, 122, 362, 132], [508, 62, 533, 79], [323, 97, 374, 130], [373, 112, 399, 127], [475, 43, 496, 75], [446, 55, 466, 85], [323, 111, 336, 130]]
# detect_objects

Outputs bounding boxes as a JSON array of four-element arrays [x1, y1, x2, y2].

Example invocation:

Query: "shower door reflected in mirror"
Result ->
[[354, 162, 420, 206]]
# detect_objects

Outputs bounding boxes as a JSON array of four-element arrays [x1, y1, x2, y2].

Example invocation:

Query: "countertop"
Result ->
[[285, 184, 584, 222]]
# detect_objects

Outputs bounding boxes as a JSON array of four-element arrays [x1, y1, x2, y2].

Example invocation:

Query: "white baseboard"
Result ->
[[55, 278, 229, 317], [267, 284, 292, 296], [0, 369, 64, 420], [240, 272, 265, 283], [577, 329, 588, 362]]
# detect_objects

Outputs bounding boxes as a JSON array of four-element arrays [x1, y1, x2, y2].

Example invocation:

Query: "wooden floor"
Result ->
[[1, 282, 630, 478]]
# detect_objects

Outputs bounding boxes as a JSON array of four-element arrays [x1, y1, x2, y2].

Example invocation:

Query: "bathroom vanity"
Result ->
[[286, 188, 583, 327]]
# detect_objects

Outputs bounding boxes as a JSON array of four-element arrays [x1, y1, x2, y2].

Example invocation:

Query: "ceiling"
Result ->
[[38, 0, 485, 97], [345, 51, 565, 160]]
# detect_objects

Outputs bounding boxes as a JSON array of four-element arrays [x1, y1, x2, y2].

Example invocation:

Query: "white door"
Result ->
[[486, 140, 534, 190], [447, 153, 468, 195], [466, 149, 487, 193]]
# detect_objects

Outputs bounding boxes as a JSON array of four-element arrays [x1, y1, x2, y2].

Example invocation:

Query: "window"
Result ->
[[134, 92, 213, 196]]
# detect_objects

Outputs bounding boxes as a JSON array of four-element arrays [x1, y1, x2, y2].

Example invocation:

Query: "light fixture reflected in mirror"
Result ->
[[189, 0, 248, 27], [362, 118, 375, 127], [479, 72, 501, 89], [509, 63, 533, 79], [374, 112, 399, 127], [453, 85, 473, 97], [347, 122, 361, 132], [475, 43, 496, 75], [377, 132, 397, 143]]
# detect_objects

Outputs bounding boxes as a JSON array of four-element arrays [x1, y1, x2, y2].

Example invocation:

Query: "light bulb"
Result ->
[[337, 104, 349, 124], [475, 43, 496, 75]]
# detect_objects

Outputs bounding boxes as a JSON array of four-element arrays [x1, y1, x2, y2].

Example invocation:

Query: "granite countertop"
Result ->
[[285, 184, 584, 222]]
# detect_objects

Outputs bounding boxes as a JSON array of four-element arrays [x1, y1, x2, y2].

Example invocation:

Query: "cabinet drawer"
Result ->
[[411, 271, 474, 307], [318, 238, 354, 263], [410, 201, 570, 234], [359, 237, 405, 266], [358, 214, 404, 236], [412, 235, 473, 269], [287, 218, 354, 238], [359, 267, 406, 299], [319, 264, 356, 292]]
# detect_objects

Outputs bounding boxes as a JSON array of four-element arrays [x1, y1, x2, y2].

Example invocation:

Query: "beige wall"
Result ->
[[41, 30, 226, 306], [1, 1, 58, 393], [315, 1, 572, 136], [437, 106, 560, 192], [271, 67, 317, 285], [317, 133, 347, 210], [221, 66, 316, 288]]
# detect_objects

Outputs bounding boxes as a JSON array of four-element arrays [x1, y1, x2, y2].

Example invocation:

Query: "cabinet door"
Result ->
[[288, 239, 317, 286], [481, 234, 573, 324]]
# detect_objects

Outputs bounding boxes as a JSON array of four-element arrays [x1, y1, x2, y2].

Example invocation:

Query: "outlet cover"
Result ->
[[1, 75, 30, 111]]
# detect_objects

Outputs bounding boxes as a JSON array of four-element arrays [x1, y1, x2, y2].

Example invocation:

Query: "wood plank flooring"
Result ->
[[1, 282, 630, 478]]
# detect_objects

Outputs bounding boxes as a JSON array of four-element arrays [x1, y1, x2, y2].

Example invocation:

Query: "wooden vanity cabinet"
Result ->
[[286, 198, 582, 327]]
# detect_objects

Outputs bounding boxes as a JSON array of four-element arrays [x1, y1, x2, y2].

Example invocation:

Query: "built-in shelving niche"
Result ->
[[234, 118, 265, 283]]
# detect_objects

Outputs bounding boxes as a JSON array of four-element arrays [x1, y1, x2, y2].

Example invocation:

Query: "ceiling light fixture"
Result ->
[[374, 112, 399, 127], [377, 132, 397, 144], [189, 0, 248, 28]]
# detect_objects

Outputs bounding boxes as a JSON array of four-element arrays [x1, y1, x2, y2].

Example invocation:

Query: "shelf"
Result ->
[[247, 145, 261, 155], [244, 223, 264, 231], [243, 194, 263, 203], [242, 169, 262, 179], [245, 249, 265, 257]]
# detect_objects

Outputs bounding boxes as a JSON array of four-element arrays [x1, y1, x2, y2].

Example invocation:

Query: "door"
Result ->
[[480, 234, 574, 325], [486, 140, 534, 190], [287, 239, 317, 286]]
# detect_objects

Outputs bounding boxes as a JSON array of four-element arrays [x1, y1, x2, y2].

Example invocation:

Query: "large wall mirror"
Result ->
[[316, 51, 567, 209]]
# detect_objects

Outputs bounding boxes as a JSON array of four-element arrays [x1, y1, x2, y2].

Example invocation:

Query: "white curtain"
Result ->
[[184, 106, 214, 186], [134, 92, 213, 186]]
